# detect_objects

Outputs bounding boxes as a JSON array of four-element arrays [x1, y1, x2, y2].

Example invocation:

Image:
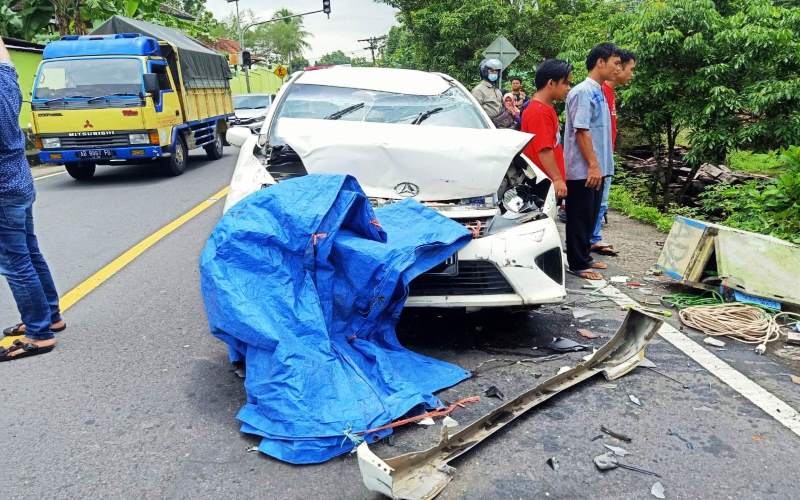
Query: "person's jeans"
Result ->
[[0, 194, 60, 341], [590, 176, 612, 245]]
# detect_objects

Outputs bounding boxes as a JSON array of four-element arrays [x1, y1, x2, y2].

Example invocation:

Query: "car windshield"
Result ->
[[234, 95, 271, 110], [34, 58, 142, 100], [274, 83, 488, 129]]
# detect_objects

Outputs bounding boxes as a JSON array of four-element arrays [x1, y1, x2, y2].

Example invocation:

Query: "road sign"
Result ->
[[482, 36, 519, 70], [274, 65, 288, 78]]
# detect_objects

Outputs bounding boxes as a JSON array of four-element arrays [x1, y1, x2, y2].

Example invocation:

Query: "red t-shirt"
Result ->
[[602, 82, 617, 150], [520, 100, 565, 181]]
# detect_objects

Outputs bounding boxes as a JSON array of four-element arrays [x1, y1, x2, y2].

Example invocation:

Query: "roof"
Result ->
[[294, 67, 453, 96], [43, 34, 160, 60], [1, 36, 45, 53], [212, 38, 241, 54]]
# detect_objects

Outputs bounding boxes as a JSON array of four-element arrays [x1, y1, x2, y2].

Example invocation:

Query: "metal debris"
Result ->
[[603, 444, 630, 457], [703, 337, 726, 347], [484, 386, 505, 400], [651, 481, 666, 499], [601, 425, 632, 443], [546, 337, 588, 352], [629, 394, 642, 406], [546, 457, 559, 471]]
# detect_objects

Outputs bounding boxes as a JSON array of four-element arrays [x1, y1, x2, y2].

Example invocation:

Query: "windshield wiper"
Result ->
[[44, 95, 91, 104], [324, 102, 365, 120], [412, 107, 444, 125], [87, 93, 141, 103]]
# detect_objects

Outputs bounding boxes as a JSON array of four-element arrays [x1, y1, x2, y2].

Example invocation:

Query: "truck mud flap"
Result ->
[[357, 309, 663, 500]]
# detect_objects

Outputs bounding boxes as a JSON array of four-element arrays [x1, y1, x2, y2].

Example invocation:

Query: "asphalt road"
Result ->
[[1, 152, 798, 499]]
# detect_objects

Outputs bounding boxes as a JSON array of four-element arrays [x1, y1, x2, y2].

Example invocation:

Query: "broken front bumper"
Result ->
[[357, 309, 663, 499]]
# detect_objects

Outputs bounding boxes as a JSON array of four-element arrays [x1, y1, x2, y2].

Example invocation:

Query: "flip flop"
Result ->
[[591, 244, 618, 256], [590, 261, 608, 270], [3, 322, 66, 337], [0, 339, 56, 362], [567, 269, 604, 281]]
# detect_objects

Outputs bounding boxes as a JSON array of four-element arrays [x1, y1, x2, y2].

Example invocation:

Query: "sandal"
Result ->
[[0, 339, 56, 362], [590, 261, 608, 270], [568, 269, 604, 281], [591, 243, 618, 256], [3, 322, 66, 337]]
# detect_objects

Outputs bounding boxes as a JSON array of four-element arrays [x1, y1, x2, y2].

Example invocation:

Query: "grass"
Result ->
[[608, 183, 676, 232], [726, 150, 784, 176]]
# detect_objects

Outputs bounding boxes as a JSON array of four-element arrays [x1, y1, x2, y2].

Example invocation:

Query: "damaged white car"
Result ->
[[224, 67, 566, 308]]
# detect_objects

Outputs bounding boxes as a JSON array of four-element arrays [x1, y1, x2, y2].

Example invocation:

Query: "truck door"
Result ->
[[148, 60, 182, 146]]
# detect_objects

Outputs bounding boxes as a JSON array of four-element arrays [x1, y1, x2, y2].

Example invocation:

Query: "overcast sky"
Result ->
[[205, 0, 399, 62]]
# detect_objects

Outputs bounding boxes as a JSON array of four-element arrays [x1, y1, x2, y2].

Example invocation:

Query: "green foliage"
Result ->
[[317, 50, 352, 66], [608, 168, 699, 232], [216, 8, 311, 65], [727, 150, 784, 175]]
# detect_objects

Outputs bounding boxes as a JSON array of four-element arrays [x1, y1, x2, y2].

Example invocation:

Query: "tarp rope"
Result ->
[[355, 396, 480, 437], [678, 303, 800, 349]]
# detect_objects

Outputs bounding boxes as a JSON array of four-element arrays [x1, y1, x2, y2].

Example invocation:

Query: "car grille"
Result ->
[[409, 260, 514, 296], [453, 216, 492, 238], [535, 247, 564, 285], [58, 135, 131, 149]]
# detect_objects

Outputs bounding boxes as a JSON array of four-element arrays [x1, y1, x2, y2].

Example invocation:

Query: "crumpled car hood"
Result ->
[[273, 118, 534, 201]]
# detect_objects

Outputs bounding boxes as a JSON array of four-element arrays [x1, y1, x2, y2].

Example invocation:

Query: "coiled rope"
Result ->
[[679, 303, 800, 346]]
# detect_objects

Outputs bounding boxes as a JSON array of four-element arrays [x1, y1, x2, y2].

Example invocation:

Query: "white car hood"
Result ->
[[235, 108, 267, 120], [273, 118, 534, 201]]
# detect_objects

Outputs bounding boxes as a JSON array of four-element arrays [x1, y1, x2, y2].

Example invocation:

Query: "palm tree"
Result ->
[[267, 8, 312, 65]]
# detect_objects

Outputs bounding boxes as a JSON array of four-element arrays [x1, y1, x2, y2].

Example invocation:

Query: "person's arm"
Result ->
[[0, 37, 11, 63], [537, 148, 567, 198], [576, 129, 603, 189]]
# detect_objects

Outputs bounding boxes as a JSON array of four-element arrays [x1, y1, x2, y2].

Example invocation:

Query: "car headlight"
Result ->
[[41, 137, 60, 149], [129, 133, 150, 145]]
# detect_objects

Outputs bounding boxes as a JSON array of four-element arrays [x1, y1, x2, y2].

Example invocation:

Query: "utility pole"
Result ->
[[357, 35, 386, 66], [226, 0, 250, 92]]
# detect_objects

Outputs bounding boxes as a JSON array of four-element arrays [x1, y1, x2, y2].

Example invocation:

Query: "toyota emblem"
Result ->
[[394, 182, 420, 197]]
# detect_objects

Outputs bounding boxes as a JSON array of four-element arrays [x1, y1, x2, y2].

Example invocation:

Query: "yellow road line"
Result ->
[[1, 186, 229, 348]]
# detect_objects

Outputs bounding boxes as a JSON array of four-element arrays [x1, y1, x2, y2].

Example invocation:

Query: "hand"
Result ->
[[586, 163, 603, 190], [553, 179, 568, 198]]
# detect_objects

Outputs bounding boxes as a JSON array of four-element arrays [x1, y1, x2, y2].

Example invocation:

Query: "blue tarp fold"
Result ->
[[200, 174, 472, 463]]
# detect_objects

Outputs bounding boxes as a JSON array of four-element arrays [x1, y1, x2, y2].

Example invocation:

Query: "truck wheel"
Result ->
[[204, 129, 224, 160], [163, 137, 187, 176], [65, 162, 96, 180]]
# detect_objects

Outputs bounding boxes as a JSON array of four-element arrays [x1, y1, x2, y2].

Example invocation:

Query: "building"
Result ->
[[2, 36, 45, 130]]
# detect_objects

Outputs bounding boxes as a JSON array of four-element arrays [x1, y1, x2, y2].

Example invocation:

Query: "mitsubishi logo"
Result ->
[[83, 120, 94, 129], [394, 182, 420, 198]]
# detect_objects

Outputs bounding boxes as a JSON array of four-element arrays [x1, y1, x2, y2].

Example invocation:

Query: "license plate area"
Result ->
[[77, 149, 113, 159], [427, 253, 458, 276]]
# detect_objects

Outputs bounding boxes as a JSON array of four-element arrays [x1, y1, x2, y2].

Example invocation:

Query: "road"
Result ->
[[1, 151, 798, 499]]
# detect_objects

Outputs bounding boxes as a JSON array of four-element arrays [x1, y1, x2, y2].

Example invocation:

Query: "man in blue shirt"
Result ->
[[563, 43, 621, 280], [0, 38, 65, 362]]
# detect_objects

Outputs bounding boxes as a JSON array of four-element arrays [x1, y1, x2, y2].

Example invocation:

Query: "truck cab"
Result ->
[[31, 31, 233, 180]]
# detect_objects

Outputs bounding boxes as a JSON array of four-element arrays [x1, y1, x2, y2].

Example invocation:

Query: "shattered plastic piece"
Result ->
[[442, 416, 459, 428], [603, 444, 629, 457], [610, 275, 629, 283], [629, 394, 642, 406], [557, 366, 571, 375], [639, 357, 657, 368], [484, 386, 505, 401], [546, 457, 559, 471], [578, 328, 599, 339], [591, 434, 604, 441], [246, 446, 259, 453], [601, 425, 632, 443], [600, 383, 617, 389], [594, 452, 661, 477], [790, 375, 800, 385], [651, 481, 666, 499], [417, 418, 436, 427], [547, 337, 588, 352], [703, 337, 726, 347], [572, 307, 595, 320]]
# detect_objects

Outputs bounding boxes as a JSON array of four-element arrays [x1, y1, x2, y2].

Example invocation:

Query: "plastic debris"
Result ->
[[590, 434, 604, 441], [639, 357, 657, 368], [594, 452, 661, 477], [557, 366, 571, 375], [601, 425, 632, 443], [417, 417, 435, 427], [442, 416, 459, 428], [790, 375, 800, 385], [703, 337, 726, 347], [600, 383, 617, 389], [572, 307, 595, 320], [629, 394, 642, 406], [546, 457, 559, 471], [484, 385, 505, 400], [610, 275, 629, 283], [603, 444, 630, 457], [651, 481, 666, 499], [246, 446, 259, 453], [578, 328, 599, 339], [547, 337, 588, 352]]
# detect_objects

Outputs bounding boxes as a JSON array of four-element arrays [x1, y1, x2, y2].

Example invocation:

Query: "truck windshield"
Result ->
[[34, 58, 142, 100], [274, 84, 488, 129]]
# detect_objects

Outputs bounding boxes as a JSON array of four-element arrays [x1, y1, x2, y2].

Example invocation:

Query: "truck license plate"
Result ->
[[78, 149, 113, 159]]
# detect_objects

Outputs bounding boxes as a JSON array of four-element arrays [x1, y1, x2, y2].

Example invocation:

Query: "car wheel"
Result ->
[[204, 129, 224, 160], [163, 137, 187, 176], [64, 162, 96, 180]]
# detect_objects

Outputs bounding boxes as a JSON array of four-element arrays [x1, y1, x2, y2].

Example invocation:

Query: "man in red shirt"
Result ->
[[591, 49, 636, 254], [521, 59, 573, 199]]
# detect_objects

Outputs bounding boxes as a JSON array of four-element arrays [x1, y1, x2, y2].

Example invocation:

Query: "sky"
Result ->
[[205, 0, 399, 63]]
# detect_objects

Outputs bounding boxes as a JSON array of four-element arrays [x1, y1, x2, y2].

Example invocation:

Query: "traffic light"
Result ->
[[242, 50, 252, 68], [322, 0, 331, 17]]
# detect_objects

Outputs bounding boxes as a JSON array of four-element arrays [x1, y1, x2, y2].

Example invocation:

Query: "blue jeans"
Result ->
[[590, 176, 612, 245], [0, 194, 60, 340]]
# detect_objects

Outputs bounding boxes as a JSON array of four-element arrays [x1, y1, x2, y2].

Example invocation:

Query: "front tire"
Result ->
[[163, 137, 187, 176], [204, 129, 224, 160], [65, 162, 96, 180]]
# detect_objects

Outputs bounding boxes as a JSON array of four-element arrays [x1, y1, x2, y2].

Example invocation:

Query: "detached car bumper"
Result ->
[[406, 216, 565, 308], [38, 146, 163, 164]]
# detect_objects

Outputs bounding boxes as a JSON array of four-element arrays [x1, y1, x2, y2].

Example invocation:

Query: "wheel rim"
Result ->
[[215, 135, 223, 153], [175, 145, 185, 166]]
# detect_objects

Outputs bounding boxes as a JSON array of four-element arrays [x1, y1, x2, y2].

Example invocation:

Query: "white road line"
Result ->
[[34, 171, 66, 181], [597, 283, 800, 437]]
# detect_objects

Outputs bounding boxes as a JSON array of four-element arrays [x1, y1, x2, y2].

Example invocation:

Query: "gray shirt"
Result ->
[[563, 78, 614, 180], [471, 80, 514, 128]]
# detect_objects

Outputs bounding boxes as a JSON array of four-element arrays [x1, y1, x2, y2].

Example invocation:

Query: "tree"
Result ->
[[317, 50, 351, 65], [267, 8, 312, 64], [290, 55, 309, 73]]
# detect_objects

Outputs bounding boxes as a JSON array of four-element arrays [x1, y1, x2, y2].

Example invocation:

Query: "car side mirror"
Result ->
[[143, 73, 159, 96], [226, 126, 253, 147]]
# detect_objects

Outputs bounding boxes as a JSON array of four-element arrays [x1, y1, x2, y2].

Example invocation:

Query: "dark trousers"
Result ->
[[565, 179, 603, 272], [0, 194, 61, 340]]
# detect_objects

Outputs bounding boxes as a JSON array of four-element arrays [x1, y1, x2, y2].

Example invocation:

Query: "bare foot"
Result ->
[[575, 270, 604, 280]]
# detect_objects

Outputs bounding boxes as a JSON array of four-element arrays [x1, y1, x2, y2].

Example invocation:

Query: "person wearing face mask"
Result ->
[[471, 58, 516, 129]]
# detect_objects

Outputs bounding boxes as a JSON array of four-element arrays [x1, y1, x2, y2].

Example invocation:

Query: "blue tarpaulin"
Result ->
[[200, 174, 473, 464]]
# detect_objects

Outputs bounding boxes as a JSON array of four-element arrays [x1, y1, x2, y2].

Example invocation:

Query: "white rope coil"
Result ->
[[679, 303, 800, 346]]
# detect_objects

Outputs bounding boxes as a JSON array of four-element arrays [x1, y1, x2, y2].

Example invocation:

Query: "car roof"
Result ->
[[294, 67, 453, 96]]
